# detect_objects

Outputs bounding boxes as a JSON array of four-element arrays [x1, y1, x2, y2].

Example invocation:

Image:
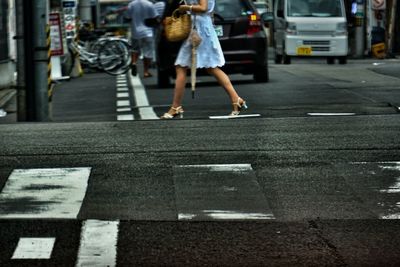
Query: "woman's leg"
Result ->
[[206, 67, 239, 103], [169, 66, 187, 111]]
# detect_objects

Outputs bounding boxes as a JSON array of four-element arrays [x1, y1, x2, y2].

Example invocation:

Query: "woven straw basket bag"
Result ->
[[164, 9, 192, 42]]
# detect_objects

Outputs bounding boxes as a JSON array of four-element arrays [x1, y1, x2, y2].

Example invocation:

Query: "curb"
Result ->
[[0, 88, 17, 109]]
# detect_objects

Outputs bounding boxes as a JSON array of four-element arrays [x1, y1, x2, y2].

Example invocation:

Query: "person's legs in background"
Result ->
[[130, 38, 140, 76], [140, 37, 155, 77]]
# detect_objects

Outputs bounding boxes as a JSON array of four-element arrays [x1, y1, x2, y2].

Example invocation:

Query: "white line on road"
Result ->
[[76, 220, 119, 267], [0, 168, 91, 219], [307, 113, 356, 116], [174, 164, 275, 221], [117, 100, 130, 107], [12, 238, 56, 260], [117, 107, 132, 112], [177, 164, 253, 172], [117, 114, 134, 121], [129, 73, 159, 120], [117, 92, 129, 98], [209, 114, 261, 120]]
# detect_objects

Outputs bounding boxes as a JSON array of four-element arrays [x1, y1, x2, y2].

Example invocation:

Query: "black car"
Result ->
[[154, 0, 270, 88]]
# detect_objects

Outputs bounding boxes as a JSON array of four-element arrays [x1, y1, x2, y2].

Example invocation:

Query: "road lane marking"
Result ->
[[174, 164, 275, 221], [12, 238, 56, 259], [116, 76, 135, 121], [349, 162, 400, 220], [0, 168, 91, 219], [129, 73, 158, 120], [76, 220, 119, 267], [209, 114, 261, 120], [117, 107, 132, 112], [117, 114, 134, 121], [117, 100, 130, 107], [307, 113, 356, 116], [117, 92, 129, 98], [377, 162, 400, 219]]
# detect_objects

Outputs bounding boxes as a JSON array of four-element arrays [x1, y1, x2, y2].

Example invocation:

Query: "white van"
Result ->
[[273, 0, 348, 64]]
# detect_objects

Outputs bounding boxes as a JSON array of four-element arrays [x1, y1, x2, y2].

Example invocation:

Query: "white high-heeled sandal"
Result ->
[[229, 97, 247, 116], [160, 106, 184, 119]]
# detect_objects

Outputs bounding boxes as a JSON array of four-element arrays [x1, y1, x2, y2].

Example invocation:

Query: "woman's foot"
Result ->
[[230, 97, 247, 116], [160, 106, 184, 119]]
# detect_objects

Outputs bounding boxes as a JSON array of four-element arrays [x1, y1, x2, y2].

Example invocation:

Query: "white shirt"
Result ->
[[127, 0, 158, 39]]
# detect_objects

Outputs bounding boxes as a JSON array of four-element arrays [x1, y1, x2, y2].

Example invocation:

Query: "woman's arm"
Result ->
[[179, 0, 208, 13]]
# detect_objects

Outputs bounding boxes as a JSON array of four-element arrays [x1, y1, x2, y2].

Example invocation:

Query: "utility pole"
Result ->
[[32, 0, 50, 121], [15, 0, 26, 121], [355, 0, 366, 58], [387, 0, 397, 56]]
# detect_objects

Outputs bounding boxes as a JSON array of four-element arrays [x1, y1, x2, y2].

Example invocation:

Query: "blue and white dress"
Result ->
[[174, 0, 225, 68]]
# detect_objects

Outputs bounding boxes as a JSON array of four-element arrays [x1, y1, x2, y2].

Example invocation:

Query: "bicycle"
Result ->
[[68, 36, 132, 76]]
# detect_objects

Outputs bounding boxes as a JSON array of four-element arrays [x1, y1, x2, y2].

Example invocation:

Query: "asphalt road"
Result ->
[[0, 58, 400, 266], [1, 114, 400, 266]]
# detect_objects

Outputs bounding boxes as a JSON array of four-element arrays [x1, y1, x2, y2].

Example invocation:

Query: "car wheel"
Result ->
[[283, 53, 291, 64], [327, 57, 335, 64], [274, 53, 282, 64], [254, 64, 269, 83], [338, 56, 347, 64], [157, 69, 170, 88]]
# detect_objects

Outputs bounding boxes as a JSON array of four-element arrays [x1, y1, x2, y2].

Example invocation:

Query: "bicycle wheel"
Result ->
[[98, 40, 131, 76]]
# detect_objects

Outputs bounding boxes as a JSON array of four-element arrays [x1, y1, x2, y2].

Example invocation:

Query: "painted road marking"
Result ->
[[116, 76, 134, 121], [129, 73, 158, 120], [174, 164, 275, 220], [377, 162, 400, 219], [0, 168, 91, 219], [307, 113, 356, 116], [117, 92, 129, 98], [346, 162, 400, 219], [117, 107, 132, 112], [76, 220, 119, 267], [117, 100, 130, 107], [117, 114, 134, 121], [12, 238, 56, 259], [209, 114, 261, 120]]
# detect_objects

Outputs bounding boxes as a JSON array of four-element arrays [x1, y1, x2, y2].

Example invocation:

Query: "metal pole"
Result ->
[[355, 0, 366, 58], [33, 0, 50, 121], [79, 0, 92, 22], [387, 0, 397, 56], [15, 0, 26, 121]]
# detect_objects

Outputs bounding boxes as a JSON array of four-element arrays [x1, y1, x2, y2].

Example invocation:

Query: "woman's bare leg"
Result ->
[[168, 66, 187, 113], [206, 67, 239, 103]]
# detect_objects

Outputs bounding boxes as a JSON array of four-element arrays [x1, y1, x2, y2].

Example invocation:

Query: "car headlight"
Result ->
[[335, 22, 347, 36], [286, 22, 297, 35]]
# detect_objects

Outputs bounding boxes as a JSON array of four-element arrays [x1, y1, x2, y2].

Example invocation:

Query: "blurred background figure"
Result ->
[[127, 0, 158, 77]]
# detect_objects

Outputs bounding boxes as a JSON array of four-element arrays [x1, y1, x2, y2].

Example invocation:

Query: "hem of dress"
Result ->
[[174, 63, 225, 69]]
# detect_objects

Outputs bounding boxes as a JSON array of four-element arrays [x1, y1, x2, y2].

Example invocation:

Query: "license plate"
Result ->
[[297, 46, 312, 56], [214, 25, 224, 37]]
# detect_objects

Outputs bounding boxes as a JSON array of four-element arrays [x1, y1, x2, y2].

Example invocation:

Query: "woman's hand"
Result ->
[[178, 5, 189, 13]]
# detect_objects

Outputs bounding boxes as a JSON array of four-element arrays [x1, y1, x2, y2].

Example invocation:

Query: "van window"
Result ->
[[214, 0, 250, 19], [287, 0, 343, 17]]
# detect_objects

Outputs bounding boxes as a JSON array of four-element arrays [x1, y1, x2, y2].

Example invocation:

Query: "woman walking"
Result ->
[[160, 0, 247, 119]]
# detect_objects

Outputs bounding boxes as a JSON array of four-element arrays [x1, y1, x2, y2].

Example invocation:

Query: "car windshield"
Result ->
[[214, 0, 250, 19], [287, 0, 343, 17]]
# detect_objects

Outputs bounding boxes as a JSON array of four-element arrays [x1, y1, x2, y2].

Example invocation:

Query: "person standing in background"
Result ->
[[127, 0, 158, 77], [153, 0, 166, 16]]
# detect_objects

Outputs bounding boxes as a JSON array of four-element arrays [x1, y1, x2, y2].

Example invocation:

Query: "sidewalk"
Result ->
[[0, 87, 16, 121]]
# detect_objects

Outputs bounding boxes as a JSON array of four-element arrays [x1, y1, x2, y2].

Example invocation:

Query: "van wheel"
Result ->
[[157, 69, 170, 88], [254, 64, 269, 82], [283, 53, 291, 64], [327, 57, 335, 64], [338, 56, 347, 64]]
